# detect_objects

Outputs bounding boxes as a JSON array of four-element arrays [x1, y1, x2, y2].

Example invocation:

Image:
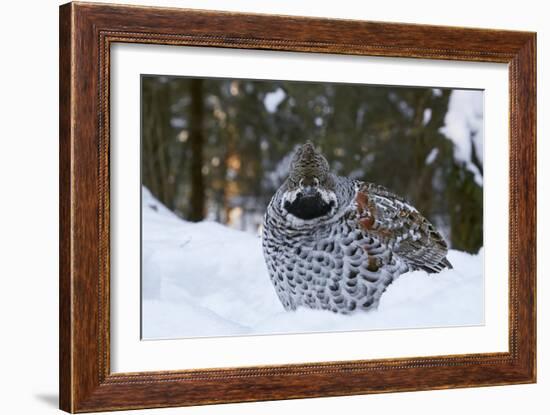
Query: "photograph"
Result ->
[[51, 1, 537, 412], [140, 75, 484, 339]]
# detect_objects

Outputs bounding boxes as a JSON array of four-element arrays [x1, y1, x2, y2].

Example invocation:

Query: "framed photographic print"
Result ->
[[59, 2, 536, 412]]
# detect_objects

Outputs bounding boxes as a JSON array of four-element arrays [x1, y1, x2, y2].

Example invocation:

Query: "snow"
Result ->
[[263, 87, 286, 113], [314, 116, 323, 127], [423, 108, 432, 125], [440, 90, 484, 185], [170, 117, 186, 128], [142, 187, 484, 339], [425, 148, 439, 165]]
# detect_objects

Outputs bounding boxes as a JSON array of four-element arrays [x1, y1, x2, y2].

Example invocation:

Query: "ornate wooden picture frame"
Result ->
[[59, 2, 536, 412]]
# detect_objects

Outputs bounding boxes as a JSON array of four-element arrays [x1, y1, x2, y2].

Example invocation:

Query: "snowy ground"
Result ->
[[142, 187, 484, 339]]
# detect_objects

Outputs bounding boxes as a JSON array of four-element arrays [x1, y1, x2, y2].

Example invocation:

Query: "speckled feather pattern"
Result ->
[[262, 143, 451, 314]]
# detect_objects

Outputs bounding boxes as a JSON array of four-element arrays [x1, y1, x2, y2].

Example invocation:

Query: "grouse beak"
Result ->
[[299, 185, 318, 199]]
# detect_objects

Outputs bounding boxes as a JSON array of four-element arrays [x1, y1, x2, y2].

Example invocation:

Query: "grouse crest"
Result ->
[[262, 141, 452, 314]]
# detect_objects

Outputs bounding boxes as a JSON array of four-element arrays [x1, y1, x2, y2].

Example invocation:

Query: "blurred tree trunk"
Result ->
[[142, 78, 175, 210], [188, 79, 205, 221], [141, 83, 157, 197], [155, 84, 172, 206], [223, 122, 238, 224]]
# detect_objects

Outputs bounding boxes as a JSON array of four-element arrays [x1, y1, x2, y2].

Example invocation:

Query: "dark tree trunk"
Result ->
[[188, 79, 205, 221]]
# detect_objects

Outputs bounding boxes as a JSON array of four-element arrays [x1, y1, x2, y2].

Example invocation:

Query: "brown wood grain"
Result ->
[[59, 3, 73, 411], [59, 2, 536, 413]]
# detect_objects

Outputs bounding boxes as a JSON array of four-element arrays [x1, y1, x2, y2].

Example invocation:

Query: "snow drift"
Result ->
[[141, 187, 484, 339]]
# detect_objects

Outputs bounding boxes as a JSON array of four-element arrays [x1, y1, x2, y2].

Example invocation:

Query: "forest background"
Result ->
[[141, 76, 483, 252]]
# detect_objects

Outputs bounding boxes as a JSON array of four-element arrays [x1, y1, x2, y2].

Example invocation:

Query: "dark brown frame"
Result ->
[[59, 2, 536, 413]]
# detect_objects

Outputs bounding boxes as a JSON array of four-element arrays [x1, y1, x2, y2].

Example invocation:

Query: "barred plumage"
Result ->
[[262, 141, 451, 314]]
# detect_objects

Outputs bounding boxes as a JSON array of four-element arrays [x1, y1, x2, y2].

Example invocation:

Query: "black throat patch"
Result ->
[[284, 193, 334, 220]]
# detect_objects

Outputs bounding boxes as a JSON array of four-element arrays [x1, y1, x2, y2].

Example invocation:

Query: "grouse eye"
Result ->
[[329, 200, 335, 207]]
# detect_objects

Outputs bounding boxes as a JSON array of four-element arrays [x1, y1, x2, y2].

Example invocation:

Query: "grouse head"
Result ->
[[280, 141, 338, 222]]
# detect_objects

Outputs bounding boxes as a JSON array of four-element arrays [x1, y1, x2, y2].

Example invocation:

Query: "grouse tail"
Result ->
[[420, 256, 453, 274]]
